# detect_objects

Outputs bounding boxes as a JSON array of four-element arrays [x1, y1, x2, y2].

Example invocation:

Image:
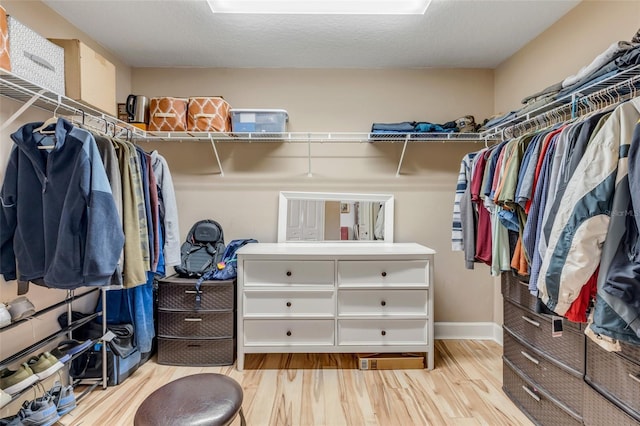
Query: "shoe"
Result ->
[[0, 388, 11, 408], [15, 394, 60, 426], [49, 381, 76, 416], [0, 415, 21, 425], [7, 297, 35, 322], [0, 303, 11, 328], [0, 364, 38, 395], [26, 353, 63, 380], [50, 339, 93, 364]]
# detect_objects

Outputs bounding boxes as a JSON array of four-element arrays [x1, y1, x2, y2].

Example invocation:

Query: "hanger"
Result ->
[[32, 95, 62, 138]]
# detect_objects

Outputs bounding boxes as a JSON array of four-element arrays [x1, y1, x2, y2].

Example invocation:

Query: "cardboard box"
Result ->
[[49, 39, 116, 116], [357, 353, 425, 370], [130, 122, 148, 131]]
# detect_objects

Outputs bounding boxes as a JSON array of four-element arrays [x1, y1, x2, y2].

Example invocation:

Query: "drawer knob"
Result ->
[[286, 330, 292, 337], [521, 315, 541, 328], [380, 301, 386, 306], [286, 301, 292, 307], [381, 271, 387, 277], [381, 330, 386, 336], [286, 271, 292, 277]]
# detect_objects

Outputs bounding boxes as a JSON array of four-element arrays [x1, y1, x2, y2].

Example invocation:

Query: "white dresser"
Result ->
[[236, 242, 435, 370]]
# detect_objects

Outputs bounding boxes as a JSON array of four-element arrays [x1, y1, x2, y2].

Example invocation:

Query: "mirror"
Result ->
[[278, 191, 394, 242]]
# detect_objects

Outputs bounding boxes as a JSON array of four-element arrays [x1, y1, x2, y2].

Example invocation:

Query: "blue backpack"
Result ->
[[194, 239, 258, 308]]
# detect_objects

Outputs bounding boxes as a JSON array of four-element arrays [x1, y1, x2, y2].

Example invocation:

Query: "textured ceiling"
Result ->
[[42, 0, 580, 69]]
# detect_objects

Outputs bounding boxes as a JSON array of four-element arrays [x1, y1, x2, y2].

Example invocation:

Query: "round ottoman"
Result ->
[[134, 373, 245, 426]]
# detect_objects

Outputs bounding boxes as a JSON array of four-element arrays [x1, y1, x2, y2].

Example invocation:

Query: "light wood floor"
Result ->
[[59, 340, 533, 426]]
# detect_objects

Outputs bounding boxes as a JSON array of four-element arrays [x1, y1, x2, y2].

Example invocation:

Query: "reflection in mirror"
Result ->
[[278, 192, 394, 242]]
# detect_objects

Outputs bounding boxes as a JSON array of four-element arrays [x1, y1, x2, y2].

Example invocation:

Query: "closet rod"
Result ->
[[508, 74, 640, 138]]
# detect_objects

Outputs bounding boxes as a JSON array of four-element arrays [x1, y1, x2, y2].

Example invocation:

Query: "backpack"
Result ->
[[174, 220, 225, 278], [204, 238, 258, 281]]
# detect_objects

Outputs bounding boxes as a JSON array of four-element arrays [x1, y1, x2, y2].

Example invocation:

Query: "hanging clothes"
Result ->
[[0, 118, 124, 289]]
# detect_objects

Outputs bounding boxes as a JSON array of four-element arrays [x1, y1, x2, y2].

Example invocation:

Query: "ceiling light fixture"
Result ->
[[207, 0, 432, 15]]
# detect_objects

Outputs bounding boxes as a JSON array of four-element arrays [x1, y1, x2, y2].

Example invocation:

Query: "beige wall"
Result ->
[[134, 67, 497, 324], [495, 0, 640, 114]]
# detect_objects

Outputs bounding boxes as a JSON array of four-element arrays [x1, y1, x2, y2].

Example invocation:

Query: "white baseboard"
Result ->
[[435, 322, 503, 345]]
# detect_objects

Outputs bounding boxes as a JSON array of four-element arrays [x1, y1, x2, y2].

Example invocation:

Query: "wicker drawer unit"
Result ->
[[157, 275, 236, 366], [503, 359, 582, 426], [504, 299, 585, 372], [585, 338, 640, 417], [503, 328, 584, 417], [501, 273, 581, 331], [583, 381, 640, 426]]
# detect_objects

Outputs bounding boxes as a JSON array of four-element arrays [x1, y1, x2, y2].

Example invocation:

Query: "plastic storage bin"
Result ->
[[230, 109, 288, 133]]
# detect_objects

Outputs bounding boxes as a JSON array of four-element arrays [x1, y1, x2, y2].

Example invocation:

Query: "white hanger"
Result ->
[[33, 95, 62, 135]]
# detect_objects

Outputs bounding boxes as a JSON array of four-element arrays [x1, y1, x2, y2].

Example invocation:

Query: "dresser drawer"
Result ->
[[244, 319, 334, 346], [158, 311, 233, 338], [583, 381, 640, 426], [337, 289, 427, 316], [157, 337, 234, 366], [243, 260, 334, 286], [338, 260, 428, 288], [244, 290, 335, 317], [586, 338, 640, 415], [503, 359, 582, 425], [337, 319, 427, 345], [504, 300, 585, 373], [503, 328, 584, 416], [158, 275, 234, 311]]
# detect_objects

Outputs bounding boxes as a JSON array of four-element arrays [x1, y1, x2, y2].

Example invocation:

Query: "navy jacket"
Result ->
[[0, 118, 124, 289]]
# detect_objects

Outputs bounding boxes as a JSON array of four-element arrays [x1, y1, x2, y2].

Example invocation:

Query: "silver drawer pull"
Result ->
[[184, 318, 202, 322], [521, 316, 540, 328], [628, 373, 640, 384], [520, 351, 540, 365], [522, 385, 541, 402], [185, 290, 200, 294]]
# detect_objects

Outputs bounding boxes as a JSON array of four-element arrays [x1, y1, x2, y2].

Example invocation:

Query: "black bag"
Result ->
[[70, 343, 141, 386], [174, 220, 225, 278]]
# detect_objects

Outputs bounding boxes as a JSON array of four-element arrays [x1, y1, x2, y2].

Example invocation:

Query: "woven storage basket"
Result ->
[[158, 276, 234, 311], [503, 359, 582, 426], [583, 381, 640, 426], [502, 273, 582, 331], [585, 338, 640, 415], [157, 311, 234, 338], [157, 338, 235, 366], [504, 300, 585, 373], [503, 328, 584, 416]]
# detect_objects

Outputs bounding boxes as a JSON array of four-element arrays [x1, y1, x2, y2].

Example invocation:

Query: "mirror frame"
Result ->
[[277, 191, 394, 243]]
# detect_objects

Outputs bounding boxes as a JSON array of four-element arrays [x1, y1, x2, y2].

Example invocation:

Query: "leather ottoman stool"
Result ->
[[134, 373, 246, 426]]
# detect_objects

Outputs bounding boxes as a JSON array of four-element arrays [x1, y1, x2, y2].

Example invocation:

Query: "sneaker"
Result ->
[[0, 364, 38, 395], [7, 297, 35, 322], [0, 303, 11, 328], [50, 340, 93, 364], [0, 388, 11, 408], [0, 415, 21, 425], [15, 394, 60, 426], [26, 353, 63, 380], [49, 381, 76, 416]]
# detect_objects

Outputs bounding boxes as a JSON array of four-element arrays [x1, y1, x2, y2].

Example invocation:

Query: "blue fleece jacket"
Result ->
[[0, 118, 124, 289]]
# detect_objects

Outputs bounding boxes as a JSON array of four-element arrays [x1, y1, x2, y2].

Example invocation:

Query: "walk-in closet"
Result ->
[[1, 1, 639, 425]]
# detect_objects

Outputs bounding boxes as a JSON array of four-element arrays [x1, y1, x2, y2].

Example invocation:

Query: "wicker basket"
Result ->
[[585, 338, 640, 416], [503, 328, 584, 416], [158, 275, 234, 311], [157, 338, 235, 366], [504, 300, 585, 373], [583, 381, 640, 426], [502, 359, 582, 425], [157, 311, 234, 339]]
